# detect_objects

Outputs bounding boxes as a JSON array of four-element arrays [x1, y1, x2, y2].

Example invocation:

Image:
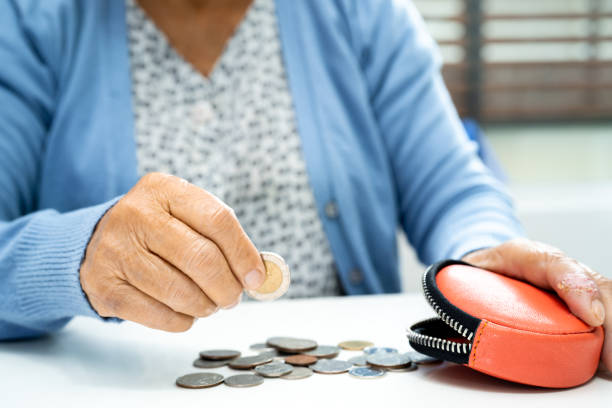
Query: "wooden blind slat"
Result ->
[[415, 0, 612, 122]]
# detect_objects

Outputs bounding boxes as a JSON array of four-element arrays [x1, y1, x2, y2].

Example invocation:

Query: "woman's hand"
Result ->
[[463, 238, 612, 372], [80, 172, 266, 332]]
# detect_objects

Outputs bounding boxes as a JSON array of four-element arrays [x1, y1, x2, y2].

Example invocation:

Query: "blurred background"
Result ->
[[400, 0, 612, 291]]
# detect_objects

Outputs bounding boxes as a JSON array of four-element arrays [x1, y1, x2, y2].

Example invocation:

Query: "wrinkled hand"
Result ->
[[80, 173, 266, 332], [463, 238, 611, 372]]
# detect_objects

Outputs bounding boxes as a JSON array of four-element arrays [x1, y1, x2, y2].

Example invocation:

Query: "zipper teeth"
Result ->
[[421, 266, 475, 341], [406, 321, 471, 355]]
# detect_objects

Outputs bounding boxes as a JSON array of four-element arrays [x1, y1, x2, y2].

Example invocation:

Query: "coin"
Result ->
[[349, 367, 386, 379], [404, 351, 441, 365], [257, 349, 280, 359], [254, 362, 294, 378], [310, 359, 352, 374], [338, 340, 374, 351], [229, 354, 273, 370], [347, 355, 368, 366], [199, 349, 241, 360], [363, 347, 398, 355], [267, 337, 317, 353], [176, 372, 224, 389], [250, 343, 274, 352], [304, 345, 340, 359], [387, 363, 417, 372], [224, 374, 264, 388], [281, 367, 313, 380], [245, 252, 291, 301], [366, 353, 412, 369], [193, 358, 230, 369], [284, 354, 318, 366]]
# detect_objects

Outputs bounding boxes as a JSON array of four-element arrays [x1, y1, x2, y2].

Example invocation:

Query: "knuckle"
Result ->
[[184, 239, 218, 273], [207, 203, 236, 231], [202, 266, 227, 290], [164, 278, 191, 310], [118, 196, 147, 223], [137, 173, 179, 206], [140, 172, 164, 186]]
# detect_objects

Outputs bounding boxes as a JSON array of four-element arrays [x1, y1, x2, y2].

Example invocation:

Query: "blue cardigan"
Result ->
[[0, 0, 523, 340]]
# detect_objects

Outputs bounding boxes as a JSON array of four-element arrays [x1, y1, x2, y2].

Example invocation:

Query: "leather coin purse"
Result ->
[[407, 260, 604, 388]]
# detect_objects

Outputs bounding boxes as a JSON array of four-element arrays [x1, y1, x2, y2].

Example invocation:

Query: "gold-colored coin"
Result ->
[[256, 259, 283, 294], [245, 252, 290, 301], [338, 340, 374, 351]]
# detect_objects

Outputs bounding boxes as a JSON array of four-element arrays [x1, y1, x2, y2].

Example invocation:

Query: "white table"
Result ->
[[1, 294, 609, 407]]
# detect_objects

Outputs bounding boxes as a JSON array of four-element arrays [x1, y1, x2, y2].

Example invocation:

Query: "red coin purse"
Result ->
[[407, 260, 604, 388]]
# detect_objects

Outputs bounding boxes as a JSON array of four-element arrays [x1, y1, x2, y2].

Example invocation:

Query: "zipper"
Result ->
[[420, 264, 475, 341], [406, 261, 482, 360], [406, 317, 472, 355]]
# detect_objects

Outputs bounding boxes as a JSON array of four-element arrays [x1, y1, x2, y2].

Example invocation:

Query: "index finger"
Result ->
[[157, 174, 266, 290]]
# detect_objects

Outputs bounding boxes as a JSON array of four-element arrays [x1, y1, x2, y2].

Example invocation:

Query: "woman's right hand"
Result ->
[[79, 172, 266, 332]]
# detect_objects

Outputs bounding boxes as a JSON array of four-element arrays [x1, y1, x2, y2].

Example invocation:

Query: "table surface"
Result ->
[[1, 294, 610, 407]]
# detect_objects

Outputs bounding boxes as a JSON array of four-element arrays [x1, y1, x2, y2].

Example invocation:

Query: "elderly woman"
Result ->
[[0, 0, 610, 370]]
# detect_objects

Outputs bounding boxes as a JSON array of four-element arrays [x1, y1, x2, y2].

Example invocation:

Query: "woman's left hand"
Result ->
[[462, 238, 612, 373]]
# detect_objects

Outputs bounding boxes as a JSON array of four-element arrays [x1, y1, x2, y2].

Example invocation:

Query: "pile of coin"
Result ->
[[177, 336, 441, 389]]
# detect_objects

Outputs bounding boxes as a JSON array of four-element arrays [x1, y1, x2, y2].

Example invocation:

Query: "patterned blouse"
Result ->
[[126, 0, 342, 298]]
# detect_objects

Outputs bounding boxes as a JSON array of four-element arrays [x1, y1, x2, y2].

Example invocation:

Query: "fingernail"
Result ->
[[592, 299, 605, 325], [245, 269, 265, 290]]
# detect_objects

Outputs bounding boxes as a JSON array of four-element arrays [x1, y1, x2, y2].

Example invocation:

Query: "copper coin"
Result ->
[[229, 354, 273, 370], [284, 354, 318, 366], [304, 345, 340, 359], [338, 340, 374, 351], [176, 372, 224, 389], [199, 349, 241, 360]]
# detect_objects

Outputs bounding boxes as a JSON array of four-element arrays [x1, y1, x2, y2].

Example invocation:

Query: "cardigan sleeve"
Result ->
[[353, 0, 524, 264], [0, 1, 119, 340]]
